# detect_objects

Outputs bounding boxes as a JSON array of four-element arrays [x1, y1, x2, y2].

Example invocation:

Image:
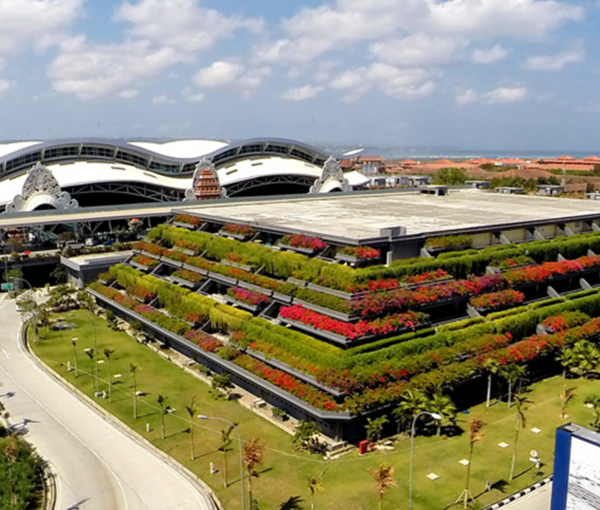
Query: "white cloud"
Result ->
[[49, 37, 179, 99], [152, 94, 174, 105], [280, 85, 324, 101], [0, 0, 83, 57], [331, 63, 436, 101], [181, 87, 204, 103], [455, 88, 478, 105], [482, 86, 527, 104], [0, 78, 14, 97], [370, 34, 466, 67], [116, 0, 263, 56], [524, 42, 585, 71], [193, 61, 270, 97], [471, 44, 508, 64]]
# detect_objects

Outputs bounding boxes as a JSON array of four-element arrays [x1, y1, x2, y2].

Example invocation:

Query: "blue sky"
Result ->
[[0, 0, 599, 151]]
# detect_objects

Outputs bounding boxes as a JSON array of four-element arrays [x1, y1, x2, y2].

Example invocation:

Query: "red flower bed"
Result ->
[[135, 241, 163, 256], [470, 289, 525, 311], [228, 287, 269, 306], [339, 245, 381, 260], [280, 304, 427, 340], [503, 256, 600, 285], [90, 282, 120, 300], [404, 269, 451, 285], [541, 311, 589, 333], [349, 279, 401, 293], [131, 255, 159, 267], [221, 223, 256, 237], [184, 330, 222, 352], [126, 284, 156, 302], [175, 239, 202, 253], [174, 214, 202, 227], [280, 234, 326, 251]]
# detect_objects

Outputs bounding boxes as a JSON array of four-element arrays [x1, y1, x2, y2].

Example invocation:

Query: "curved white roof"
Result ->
[[0, 141, 43, 158], [129, 139, 230, 158], [217, 156, 322, 186]]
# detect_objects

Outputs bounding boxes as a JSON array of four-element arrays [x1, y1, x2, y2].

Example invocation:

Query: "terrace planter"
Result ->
[[277, 242, 321, 256], [171, 276, 201, 290], [98, 277, 115, 286], [273, 292, 294, 304], [130, 261, 154, 272], [173, 221, 198, 230], [136, 249, 162, 259], [218, 230, 253, 242], [172, 246, 196, 256], [221, 259, 255, 272], [424, 244, 471, 254], [224, 295, 262, 313], [335, 253, 380, 266], [208, 271, 237, 286], [182, 262, 208, 275], [236, 281, 273, 297], [279, 317, 350, 345], [403, 276, 455, 290], [286, 277, 308, 287], [292, 298, 358, 322], [306, 283, 354, 300]]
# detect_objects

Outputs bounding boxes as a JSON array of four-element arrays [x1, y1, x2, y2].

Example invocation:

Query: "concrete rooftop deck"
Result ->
[[179, 189, 600, 240]]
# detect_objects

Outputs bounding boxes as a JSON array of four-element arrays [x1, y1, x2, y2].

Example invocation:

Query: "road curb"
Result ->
[[483, 476, 552, 510], [21, 322, 223, 510]]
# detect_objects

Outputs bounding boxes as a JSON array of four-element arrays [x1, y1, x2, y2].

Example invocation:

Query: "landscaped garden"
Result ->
[[30, 219, 600, 508]]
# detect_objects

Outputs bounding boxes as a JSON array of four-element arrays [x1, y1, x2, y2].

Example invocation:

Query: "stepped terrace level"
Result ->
[[174, 187, 600, 259]]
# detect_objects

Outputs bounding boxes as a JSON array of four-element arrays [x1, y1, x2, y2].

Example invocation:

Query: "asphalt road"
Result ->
[[0, 293, 218, 510]]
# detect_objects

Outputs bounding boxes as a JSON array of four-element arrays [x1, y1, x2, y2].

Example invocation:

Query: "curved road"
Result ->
[[0, 293, 218, 510]]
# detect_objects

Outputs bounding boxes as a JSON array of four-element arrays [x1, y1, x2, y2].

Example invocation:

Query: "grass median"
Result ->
[[30, 309, 600, 510]]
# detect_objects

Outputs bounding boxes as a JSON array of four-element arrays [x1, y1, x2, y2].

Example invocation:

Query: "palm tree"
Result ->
[[428, 393, 457, 436], [103, 348, 115, 401], [157, 394, 169, 439], [130, 363, 138, 419], [499, 364, 526, 408], [584, 395, 600, 429], [556, 348, 576, 378], [392, 389, 427, 432], [483, 358, 500, 407], [243, 438, 264, 509], [185, 398, 197, 460], [365, 415, 388, 443], [510, 395, 532, 480], [307, 470, 326, 510], [279, 496, 305, 510], [219, 425, 234, 488], [367, 463, 397, 510], [572, 341, 600, 378], [560, 386, 576, 421], [458, 417, 486, 508], [84, 348, 96, 392]]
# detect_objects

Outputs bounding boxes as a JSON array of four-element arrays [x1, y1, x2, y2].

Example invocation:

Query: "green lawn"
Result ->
[[31, 310, 600, 510]]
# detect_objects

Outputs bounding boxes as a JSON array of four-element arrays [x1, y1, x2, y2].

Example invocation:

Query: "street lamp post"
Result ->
[[71, 337, 79, 377], [409, 411, 442, 510], [198, 414, 245, 510]]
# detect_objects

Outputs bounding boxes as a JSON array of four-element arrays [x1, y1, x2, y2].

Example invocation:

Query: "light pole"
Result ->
[[71, 337, 79, 377], [409, 411, 441, 510], [198, 414, 245, 510], [12, 277, 37, 342]]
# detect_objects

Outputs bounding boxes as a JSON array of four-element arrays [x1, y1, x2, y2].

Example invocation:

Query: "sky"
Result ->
[[0, 0, 599, 152]]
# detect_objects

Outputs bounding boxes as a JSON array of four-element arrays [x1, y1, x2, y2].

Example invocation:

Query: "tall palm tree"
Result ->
[[458, 417, 485, 509], [130, 363, 138, 419], [428, 393, 457, 436], [307, 470, 326, 510], [392, 389, 427, 432], [560, 386, 576, 421], [219, 425, 234, 488], [103, 348, 115, 401], [243, 438, 263, 509], [510, 395, 532, 480], [367, 463, 397, 510], [499, 364, 526, 408], [483, 358, 500, 407], [157, 394, 169, 439], [185, 398, 197, 460]]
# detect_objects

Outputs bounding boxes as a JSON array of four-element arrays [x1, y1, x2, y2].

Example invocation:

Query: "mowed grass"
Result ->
[[31, 310, 600, 510]]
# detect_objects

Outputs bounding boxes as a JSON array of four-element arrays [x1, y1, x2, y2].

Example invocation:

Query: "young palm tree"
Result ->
[[392, 389, 427, 432], [499, 364, 526, 408], [510, 395, 532, 480], [458, 417, 486, 508], [572, 341, 600, 378], [367, 463, 397, 510], [365, 415, 388, 443], [279, 496, 305, 510], [428, 393, 457, 436], [157, 394, 169, 439], [185, 398, 197, 460], [307, 470, 326, 510], [219, 425, 234, 488], [84, 348, 96, 392], [483, 358, 500, 407], [103, 348, 115, 401], [130, 363, 138, 419], [584, 395, 600, 429], [560, 386, 577, 421], [243, 438, 264, 508], [556, 348, 576, 378]]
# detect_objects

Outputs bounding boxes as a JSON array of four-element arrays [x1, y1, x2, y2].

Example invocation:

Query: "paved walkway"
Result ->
[[0, 293, 218, 510], [500, 483, 551, 510]]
